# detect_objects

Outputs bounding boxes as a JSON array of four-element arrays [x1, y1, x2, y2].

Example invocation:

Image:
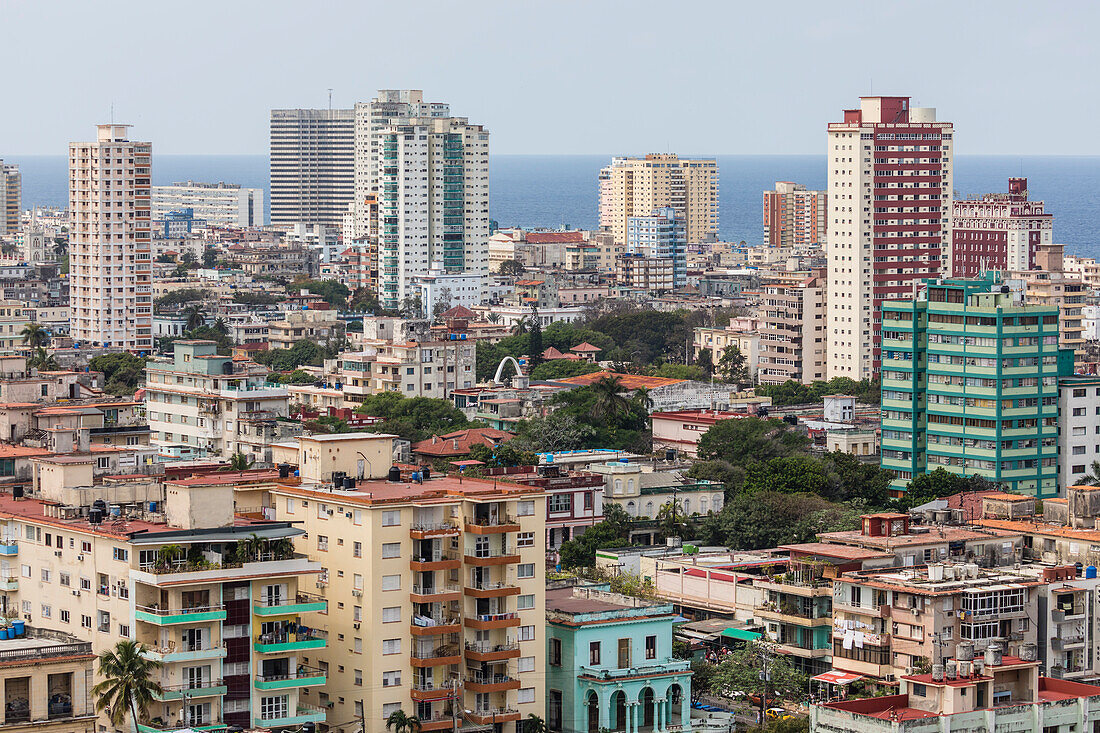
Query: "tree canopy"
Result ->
[[353, 392, 469, 443], [90, 352, 147, 396], [757, 377, 880, 406]]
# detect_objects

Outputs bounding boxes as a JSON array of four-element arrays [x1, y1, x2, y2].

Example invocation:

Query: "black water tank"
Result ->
[[278, 463, 290, 479], [333, 471, 345, 485], [343, 477, 355, 490], [665, 449, 677, 462], [89, 508, 104, 524], [11, 486, 23, 499], [421, 466, 431, 481], [93, 498, 108, 514], [387, 466, 401, 482]]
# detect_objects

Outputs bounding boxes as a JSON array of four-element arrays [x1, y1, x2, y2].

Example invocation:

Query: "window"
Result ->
[[550, 639, 562, 666], [519, 625, 535, 641], [617, 638, 631, 668], [382, 607, 401, 623], [286, 498, 296, 514], [80, 577, 91, 591], [382, 639, 401, 655], [548, 494, 572, 513], [113, 547, 129, 561], [382, 574, 400, 591], [382, 670, 401, 687], [353, 574, 364, 590], [60, 609, 70, 624], [517, 594, 535, 610], [354, 670, 363, 686], [20, 564, 29, 578], [381, 542, 401, 558], [317, 535, 328, 551], [41, 568, 51, 582], [584, 492, 594, 510], [517, 501, 534, 516], [353, 606, 362, 622], [382, 510, 400, 526], [354, 637, 363, 654], [1074, 446, 1087, 455], [81, 541, 91, 553], [98, 611, 110, 633], [260, 695, 289, 721], [645, 635, 657, 660], [518, 688, 535, 704], [519, 655, 536, 673], [383, 703, 402, 718], [41, 604, 51, 618], [589, 641, 601, 665], [518, 563, 535, 579], [59, 572, 70, 587], [119, 624, 130, 637], [81, 615, 92, 629], [517, 532, 534, 547], [912, 683, 927, 697], [353, 541, 362, 558]]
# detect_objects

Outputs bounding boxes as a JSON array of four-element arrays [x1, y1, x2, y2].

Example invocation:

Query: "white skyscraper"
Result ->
[[68, 124, 153, 350], [269, 108, 354, 228]]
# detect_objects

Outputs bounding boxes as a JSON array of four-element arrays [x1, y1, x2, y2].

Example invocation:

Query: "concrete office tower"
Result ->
[[0, 160, 20, 235], [879, 274, 1072, 498], [626, 207, 687, 289], [351, 90, 451, 239], [68, 124, 153, 350], [376, 115, 490, 311], [269, 108, 354, 228], [598, 154, 719, 245], [826, 96, 954, 379], [762, 181, 826, 248], [151, 180, 265, 227], [951, 177, 1052, 277]]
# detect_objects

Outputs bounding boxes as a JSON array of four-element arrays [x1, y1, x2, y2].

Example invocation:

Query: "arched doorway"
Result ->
[[586, 691, 599, 733], [668, 684, 684, 727], [640, 687, 655, 729], [610, 690, 626, 732]]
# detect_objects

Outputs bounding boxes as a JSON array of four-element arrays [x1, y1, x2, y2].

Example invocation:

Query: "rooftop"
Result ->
[[557, 371, 686, 390], [271, 473, 543, 507], [818, 524, 1020, 549]]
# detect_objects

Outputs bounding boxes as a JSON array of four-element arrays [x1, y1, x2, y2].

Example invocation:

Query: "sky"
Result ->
[[2, 0, 1098, 156]]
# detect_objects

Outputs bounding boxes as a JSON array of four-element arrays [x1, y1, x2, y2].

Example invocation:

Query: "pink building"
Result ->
[[951, 178, 1052, 277]]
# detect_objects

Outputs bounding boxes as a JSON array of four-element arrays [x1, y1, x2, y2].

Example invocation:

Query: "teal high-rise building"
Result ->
[[880, 273, 1074, 497]]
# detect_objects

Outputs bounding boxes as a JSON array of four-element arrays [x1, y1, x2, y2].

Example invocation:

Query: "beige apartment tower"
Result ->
[[68, 124, 153, 350], [598, 154, 718, 245], [1, 160, 21, 235]]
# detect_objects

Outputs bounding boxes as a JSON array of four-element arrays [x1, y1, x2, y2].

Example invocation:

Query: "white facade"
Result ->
[[825, 98, 953, 380], [415, 266, 484, 314], [68, 124, 153, 350], [1059, 378, 1100, 493], [283, 222, 339, 264], [269, 108, 354, 228], [151, 180, 264, 227]]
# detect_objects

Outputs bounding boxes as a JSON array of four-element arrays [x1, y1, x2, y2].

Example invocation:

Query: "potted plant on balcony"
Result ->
[[156, 544, 185, 571], [91, 640, 164, 728], [386, 709, 422, 733]]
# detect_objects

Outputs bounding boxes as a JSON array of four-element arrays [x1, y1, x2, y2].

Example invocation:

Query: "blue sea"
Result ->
[[7, 154, 1100, 257]]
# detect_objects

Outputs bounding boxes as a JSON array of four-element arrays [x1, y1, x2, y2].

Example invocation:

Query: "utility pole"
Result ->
[[450, 679, 460, 733], [359, 698, 366, 733]]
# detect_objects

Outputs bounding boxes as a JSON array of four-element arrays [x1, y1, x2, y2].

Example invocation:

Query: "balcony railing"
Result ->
[[158, 678, 225, 692], [470, 612, 517, 623], [256, 628, 327, 645], [411, 584, 462, 596], [466, 673, 517, 686], [412, 644, 462, 661], [466, 515, 518, 527], [254, 592, 326, 609], [136, 604, 225, 617], [412, 615, 461, 628], [411, 522, 460, 534], [465, 641, 518, 654], [255, 666, 325, 683]]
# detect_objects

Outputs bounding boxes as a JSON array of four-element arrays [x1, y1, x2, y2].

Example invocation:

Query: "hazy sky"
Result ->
[[2, 0, 1097, 156]]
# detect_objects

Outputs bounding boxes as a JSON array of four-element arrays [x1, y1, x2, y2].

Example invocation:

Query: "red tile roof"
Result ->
[[524, 232, 586, 244], [411, 428, 516, 458], [556, 371, 686, 390], [570, 342, 602, 352]]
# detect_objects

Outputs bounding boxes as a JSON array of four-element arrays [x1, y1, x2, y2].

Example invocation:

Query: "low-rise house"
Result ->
[[0, 628, 97, 732], [411, 427, 514, 461], [545, 584, 691, 733]]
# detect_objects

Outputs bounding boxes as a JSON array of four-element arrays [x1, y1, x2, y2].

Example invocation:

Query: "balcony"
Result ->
[[137, 721, 228, 733], [253, 592, 327, 617], [132, 554, 320, 587], [410, 583, 463, 603], [142, 644, 228, 664], [464, 551, 520, 567], [465, 673, 521, 693], [464, 516, 520, 534], [755, 604, 832, 627], [466, 707, 520, 725], [155, 679, 228, 701], [0, 573, 17, 591], [411, 681, 454, 701], [1051, 635, 1086, 652], [410, 551, 462, 572], [253, 703, 326, 729], [419, 713, 456, 732], [0, 541, 17, 556], [411, 616, 462, 636], [412, 643, 463, 667], [254, 666, 327, 690], [1052, 605, 1087, 622], [410, 522, 460, 540], [464, 641, 520, 662], [774, 642, 831, 659], [254, 628, 327, 654], [464, 580, 521, 599], [465, 612, 520, 630], [579, 659, 692, 680], [135, 604, 227, 626]]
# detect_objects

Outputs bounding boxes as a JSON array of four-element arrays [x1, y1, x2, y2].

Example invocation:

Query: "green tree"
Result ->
[[522, 714, 549, 733], [650, 362, 707, 381], [90, 352, 147, 396], [293, 278, 351, 308], [697, 491, 861, 550], [655, 498, 687, 537], [710, 640, 807, 708], [154, 288, 211, 309], [184, 304, 206, 331], [899, 469, 999, 512], [386, 709, 422, 733], [529, 359, 602, 381], [226, 452, 255, 471], [695, 417, 810, 465], [468, 442, 538, 468], [1075, 460, 1100, 486], [696, 347, 714, 377], [528, 311, 544, 367], [497, 259, 526, 276], [558, 507, 633, 569], [354, 393, 469, 443], [717, 344, 749, 384], [201, 246, 217, 268], [26, 346, 60, 372], [431, 287, 453, 321], [21, 322, 49, 348], [91, 640, 164, 728], [512, 412, 593, 453], [589, 375, 630, 421], [233, 291, 285, 307]]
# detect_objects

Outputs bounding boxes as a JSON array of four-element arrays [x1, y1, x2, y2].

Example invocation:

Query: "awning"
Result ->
[[811, 671, 863, 686], [720, 628, 762, 642]]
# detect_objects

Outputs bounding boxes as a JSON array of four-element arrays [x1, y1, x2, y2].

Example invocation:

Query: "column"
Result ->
[[655, 698, 664, 732], [598, 694, 609, 732], [681, 697, 690, 730], [628, 702, 636, 733]]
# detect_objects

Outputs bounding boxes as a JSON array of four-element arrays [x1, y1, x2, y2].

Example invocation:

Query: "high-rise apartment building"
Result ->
[[757, 269, 828, 385], [762, 181, 826, 248], [266, 472, 547, 732], [151, 181, 264, 228], [1007, 244, 1086, 360], [375, 115, 490, 311], [68, 124, 153, 351], [879, 274, 1073, 497], [269, 108, 354, 228], [626, 207, 686, 289], [951, 177, 1052, 277], [598, 154, 718, 246], [826, 97, 953, 379], [0, 160, 21, 235]]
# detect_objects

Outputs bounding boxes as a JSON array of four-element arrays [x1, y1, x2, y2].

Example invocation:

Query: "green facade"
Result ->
[[879, 274, 1073, 498]]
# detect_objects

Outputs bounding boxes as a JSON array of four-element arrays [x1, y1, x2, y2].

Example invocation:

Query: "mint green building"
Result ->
[[880, 274, 1074, 497], [546, 585, 691, 733]]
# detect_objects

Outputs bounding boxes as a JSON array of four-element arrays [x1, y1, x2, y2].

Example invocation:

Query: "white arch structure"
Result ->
[[493, 356, 523, 385]]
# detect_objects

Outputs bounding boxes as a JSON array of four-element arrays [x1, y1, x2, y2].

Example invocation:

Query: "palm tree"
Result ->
[[212, 317, 229, 336], [156, 544, 185, 570], [524, 714, 549, 733], [184, 304, 206, 331], [26, 347, 60, 371], [631, 388, 653, 413], [21, 322, 49, 349], [485, 312, 501, 325], [91, 640, 163, 728], [1076, 461, 1100, 486], [590, 375, 630, 421], [226, 451, 255, 471], [656, 498, 687, 538], [242, 533, 268, 562], [510, 317, 529, 336], [386, 709, 422, 733]]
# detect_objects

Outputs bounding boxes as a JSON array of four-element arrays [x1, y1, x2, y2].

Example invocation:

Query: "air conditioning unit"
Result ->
[[54, 551, 62, 557], [353, 623, 360, 630], [911, 608, 920, 616], [904, 667, 915, 675], [77, 555, 84, 561], [327, 509, 334, 515], [72, 590, 80, 597], [352, 590, 362, 597], [345, 513, 353, 518]]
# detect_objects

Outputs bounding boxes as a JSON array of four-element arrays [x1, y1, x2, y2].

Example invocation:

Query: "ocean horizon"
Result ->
[[7, 153, 1100, 257]]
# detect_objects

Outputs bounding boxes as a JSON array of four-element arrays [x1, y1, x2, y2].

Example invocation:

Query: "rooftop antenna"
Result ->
[[110, 102, 114, 124], [328, 89, 333, 111]]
